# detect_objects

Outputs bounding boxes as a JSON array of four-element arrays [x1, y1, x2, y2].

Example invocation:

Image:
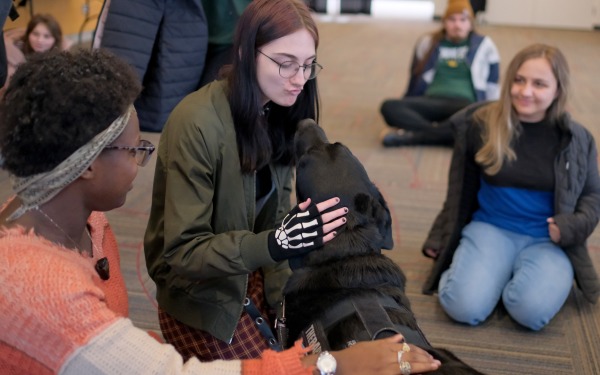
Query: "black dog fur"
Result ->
[[282, 119, 484, 374]]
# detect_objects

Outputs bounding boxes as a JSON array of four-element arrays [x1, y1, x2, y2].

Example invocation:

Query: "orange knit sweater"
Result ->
[[0, 222, 123, 374], [242, 341, 314, 375], [0, 208, 129, 317], [86, 212, 129, 317], [0, 205, 128, 373]]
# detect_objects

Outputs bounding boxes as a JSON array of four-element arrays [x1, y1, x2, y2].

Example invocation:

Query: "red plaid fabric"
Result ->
[[159, 270, 273, 361]]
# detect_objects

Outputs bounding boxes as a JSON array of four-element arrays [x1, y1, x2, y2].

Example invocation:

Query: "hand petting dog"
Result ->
[[268, 197, 348, 261]]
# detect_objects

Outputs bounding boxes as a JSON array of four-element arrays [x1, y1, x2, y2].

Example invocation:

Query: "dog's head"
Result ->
[[292, 119, 393, 267]]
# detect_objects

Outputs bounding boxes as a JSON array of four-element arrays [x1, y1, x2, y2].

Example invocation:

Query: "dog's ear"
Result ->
[[355, 190, 394, 250], [372, 186, 394, 250]]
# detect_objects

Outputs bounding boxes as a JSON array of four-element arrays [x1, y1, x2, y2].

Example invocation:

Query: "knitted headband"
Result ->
[[7, 105, 135, 221]]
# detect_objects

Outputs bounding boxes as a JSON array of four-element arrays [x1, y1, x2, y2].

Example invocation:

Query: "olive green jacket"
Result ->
[[144, 80, 293, 343]]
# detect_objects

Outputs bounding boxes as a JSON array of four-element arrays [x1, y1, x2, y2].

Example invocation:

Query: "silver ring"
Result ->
[[399, 360, 411, 375], [397, 350, 404, 364]]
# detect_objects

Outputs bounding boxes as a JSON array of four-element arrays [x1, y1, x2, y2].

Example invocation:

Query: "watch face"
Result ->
[[317, 351, 337, 373]]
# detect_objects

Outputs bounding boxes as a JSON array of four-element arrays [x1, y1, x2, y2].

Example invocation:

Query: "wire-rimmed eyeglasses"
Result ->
[[104, 139, 156, 167], [257, 50, 323, 80]]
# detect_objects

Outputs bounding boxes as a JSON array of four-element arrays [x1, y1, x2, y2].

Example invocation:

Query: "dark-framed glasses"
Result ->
[[257, 50, 323, 80], [104, 139, 156, 167]]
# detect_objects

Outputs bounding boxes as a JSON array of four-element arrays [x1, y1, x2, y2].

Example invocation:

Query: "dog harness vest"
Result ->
[[299, 294, 432, 351]]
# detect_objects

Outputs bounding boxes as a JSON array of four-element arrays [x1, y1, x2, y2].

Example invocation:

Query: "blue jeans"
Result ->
[[439, 221, 573, 330]]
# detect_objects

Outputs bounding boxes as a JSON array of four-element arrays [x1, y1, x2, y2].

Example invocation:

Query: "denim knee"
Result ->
[[437, 221, 514, 326], [502, 243, 573, 331], [439, 294, 493, 326], [502, 289, 551, 331], [438, 272, 497, 326], [502, 278, 572, 331]]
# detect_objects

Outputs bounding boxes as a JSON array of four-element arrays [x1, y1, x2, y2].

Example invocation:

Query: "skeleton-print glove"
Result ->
[[268, 202, 324, 261]]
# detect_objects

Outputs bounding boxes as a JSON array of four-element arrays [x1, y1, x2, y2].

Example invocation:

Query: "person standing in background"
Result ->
[[198, 0, 251, 87], [94, 0, 252, 132], [94, 0, 208, 132], [379, 0, 500, 147]]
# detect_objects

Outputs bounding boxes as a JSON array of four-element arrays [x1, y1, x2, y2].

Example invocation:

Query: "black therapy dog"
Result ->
[[281, 119, 484, 374]]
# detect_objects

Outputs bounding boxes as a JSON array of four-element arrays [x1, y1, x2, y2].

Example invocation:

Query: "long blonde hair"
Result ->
[[473, 44, 570, 175]]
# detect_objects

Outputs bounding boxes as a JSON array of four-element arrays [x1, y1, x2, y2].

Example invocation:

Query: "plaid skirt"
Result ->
[[159, 270, 274, 361]]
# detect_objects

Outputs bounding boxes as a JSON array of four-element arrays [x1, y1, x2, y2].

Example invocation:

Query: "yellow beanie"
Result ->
[[443, 0, 474, 19]]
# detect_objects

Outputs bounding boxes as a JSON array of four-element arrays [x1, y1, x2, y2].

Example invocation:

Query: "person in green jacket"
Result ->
[[145, 0, 346, 362], [198, 0, 252, 88]]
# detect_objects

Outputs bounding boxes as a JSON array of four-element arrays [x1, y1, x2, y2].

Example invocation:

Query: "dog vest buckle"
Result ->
[[275, 298, 289, 348]]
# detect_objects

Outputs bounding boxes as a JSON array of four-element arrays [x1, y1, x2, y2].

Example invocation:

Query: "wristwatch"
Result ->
[[316, 351, 337, 375]]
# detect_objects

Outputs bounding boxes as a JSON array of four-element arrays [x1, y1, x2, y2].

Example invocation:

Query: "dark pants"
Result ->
[[380, 96, 472, 146]]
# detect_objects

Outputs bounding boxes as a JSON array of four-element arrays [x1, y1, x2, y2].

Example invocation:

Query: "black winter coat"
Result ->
[[96, 0, 208, 132]]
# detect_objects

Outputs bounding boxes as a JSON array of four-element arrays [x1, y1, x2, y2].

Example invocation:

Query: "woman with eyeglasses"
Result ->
[[0, 48, 440, 375], [144, 0, 440, 370], [0, 48, 148, 318], [143, 0, 343, 361], [0, 49, 149, 370]]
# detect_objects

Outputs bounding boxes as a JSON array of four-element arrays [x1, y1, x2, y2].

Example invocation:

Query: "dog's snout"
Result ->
[[297, 118, 317, 130], [295, 119, 329, 143], [294, 119, 330, 161]]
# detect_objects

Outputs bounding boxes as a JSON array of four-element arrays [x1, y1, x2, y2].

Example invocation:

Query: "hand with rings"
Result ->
[[330, 334, 441, 374]]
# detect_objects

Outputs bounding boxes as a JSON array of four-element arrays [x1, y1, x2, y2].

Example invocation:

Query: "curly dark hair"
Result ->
[[0, 49, 141, 177]]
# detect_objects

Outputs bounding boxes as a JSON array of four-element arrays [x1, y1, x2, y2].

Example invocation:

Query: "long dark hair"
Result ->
[[224, 0, 320, 173], [22, 14, 63, 56]]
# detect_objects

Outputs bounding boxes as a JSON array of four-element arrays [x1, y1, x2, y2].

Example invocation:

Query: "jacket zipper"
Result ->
[[228, 170, 257, 344]]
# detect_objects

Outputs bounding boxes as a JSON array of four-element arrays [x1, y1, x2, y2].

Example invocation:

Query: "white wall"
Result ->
[[485, 0, 600, 30], [433, 0, 448, 18], [432, 0, 600, 30]]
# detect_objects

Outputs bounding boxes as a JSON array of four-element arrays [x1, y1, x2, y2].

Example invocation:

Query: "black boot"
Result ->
[[382, 131, 419, 147], [382, 130, 453, 147]]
